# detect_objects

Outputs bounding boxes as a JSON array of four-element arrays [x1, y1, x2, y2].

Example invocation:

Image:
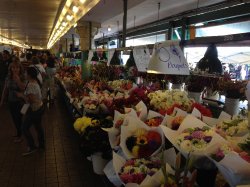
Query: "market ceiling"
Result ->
[[0, 0, 227, 49]]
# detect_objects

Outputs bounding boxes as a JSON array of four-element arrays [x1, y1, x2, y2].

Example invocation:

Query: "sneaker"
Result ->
[[22, 147, 37, 156], [14, 137, 23, 143]]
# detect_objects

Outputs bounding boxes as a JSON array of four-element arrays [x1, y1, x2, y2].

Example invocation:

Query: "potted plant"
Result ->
[[185, 75, 205, 103], [218, 73, 247, 115]]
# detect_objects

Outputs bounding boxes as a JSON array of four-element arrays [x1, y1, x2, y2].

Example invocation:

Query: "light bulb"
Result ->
[[80, 0, 86, 3], [66, 15, 73, 21], [108, 26, 111, 32], [73, 6, 79, 13], [62, 22, 67, 26]]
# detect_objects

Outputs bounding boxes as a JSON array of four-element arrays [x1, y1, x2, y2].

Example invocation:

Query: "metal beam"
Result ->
[[122, 0, 128, 47]]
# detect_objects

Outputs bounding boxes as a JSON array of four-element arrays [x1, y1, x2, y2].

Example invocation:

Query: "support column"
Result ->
[[122, 0, 128, 47], [75, 21, 100, 50], [168, 21, 173, 40]]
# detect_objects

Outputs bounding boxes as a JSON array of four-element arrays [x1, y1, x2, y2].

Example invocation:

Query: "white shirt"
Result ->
[[29, 64, 46, 84]]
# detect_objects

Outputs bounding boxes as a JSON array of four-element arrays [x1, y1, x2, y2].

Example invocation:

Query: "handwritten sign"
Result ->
[[133, 46, 150, 72], [147, 40, 189, 75], [87, 50, 93, 64], [107, 49, 115, 66]]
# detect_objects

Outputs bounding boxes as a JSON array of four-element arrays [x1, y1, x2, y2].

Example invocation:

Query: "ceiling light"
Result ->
[[67, 15, 73, 21], [195, 23, 204, 27], [73, 6, 79, 13], [62, 22, 67, 27], [47, 0, 101, 49], [108, 26, 111, 32]]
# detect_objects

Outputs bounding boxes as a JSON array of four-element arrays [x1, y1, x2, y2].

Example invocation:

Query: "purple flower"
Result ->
[[191, 131, 205, 139], [203, 136, 212, 143], [184, 136, 193, 140]]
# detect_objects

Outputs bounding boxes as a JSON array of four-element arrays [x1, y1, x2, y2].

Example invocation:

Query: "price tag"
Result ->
[[133, 46, 150, 72]]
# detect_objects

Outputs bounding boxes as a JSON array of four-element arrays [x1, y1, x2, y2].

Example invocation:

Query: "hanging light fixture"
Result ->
[[108, 26, 111, 32], [47, 0, 101, 49], [147, 41, 189, 75]]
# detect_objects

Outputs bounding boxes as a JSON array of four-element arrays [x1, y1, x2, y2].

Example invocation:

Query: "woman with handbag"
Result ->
[[16, 66, 45, 156], [0, 57, 26, 143]]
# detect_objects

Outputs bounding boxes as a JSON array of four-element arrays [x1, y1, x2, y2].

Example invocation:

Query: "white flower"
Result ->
[[180, 140, 193, 152]]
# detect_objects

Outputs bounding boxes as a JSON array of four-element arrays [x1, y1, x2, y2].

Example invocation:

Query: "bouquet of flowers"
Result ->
[[144, 110, 164, 127], [185, 75, 205, 93], [217, 73, 247, 100], [125, 128, 162, 158], [216, 118, 249, 137], [238, 135, 250, 163], [210, 144, 232, 162], [120, 116, 164, 159], [119, 157, 162, 184], [169, 116, 185, 130], [148, 90, 194, 115], [208, 142, 250, 186], [78, 116, 113, 158], [176, 126, 213, 153], [161, 115, 226, 157]]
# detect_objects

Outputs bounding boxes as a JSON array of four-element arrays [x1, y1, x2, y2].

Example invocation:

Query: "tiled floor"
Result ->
[[0, 98, 114, 187]]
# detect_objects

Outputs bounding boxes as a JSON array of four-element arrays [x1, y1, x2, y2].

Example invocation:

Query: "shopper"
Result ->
[[196, 44, 223, 74], [16, 67, 45, 155], [29, 56, 46, 85], [0, 57, 26, 142], [45, 55, 57, 103]]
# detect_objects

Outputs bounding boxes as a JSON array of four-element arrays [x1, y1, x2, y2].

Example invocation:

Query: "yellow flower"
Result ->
[[136, 136, 148, 145], [134, 128, 147, 137], [132, 145, 140, 157], [91, 119, 100, 126]]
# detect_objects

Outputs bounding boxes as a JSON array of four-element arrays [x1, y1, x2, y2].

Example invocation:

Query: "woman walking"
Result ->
[[0, 57, 26, 142], [16, 67, 45, 155]]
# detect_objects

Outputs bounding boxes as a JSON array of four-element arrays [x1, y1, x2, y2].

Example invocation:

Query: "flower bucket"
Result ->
[[188, 91, 202, 103], [91, 152, 109, 175], [171, 83, 182, 90], [224, 97, 239, 116]]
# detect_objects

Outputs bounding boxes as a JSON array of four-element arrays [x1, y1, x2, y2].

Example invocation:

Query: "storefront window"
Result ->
[[184, 46, 250, 79], [196, 21, 250, 37], [126, 34, 165, 47]]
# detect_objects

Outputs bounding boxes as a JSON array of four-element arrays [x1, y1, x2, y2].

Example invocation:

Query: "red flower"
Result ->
[[191, 103, 212, 117], [147, 131, 162, 145]]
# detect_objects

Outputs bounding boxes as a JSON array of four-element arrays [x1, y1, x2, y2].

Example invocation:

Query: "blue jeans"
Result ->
[[22, 105, 45, 149]]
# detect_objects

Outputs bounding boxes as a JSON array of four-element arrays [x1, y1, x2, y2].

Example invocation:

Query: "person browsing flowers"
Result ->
[[16, 66, 45, 156]]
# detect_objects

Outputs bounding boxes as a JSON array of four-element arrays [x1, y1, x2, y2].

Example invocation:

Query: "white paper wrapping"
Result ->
[[120, 116, 164, 159], [160, 115, 226, 157]]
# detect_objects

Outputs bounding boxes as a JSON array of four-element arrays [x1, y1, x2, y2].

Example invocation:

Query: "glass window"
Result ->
[[196, 21, 250, 37]]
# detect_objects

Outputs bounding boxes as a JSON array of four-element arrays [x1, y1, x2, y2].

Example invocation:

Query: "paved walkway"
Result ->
[[0, 98, 114, 187]]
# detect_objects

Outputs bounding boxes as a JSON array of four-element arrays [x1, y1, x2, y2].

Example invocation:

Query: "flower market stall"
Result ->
[[55, 40, 250, 187]]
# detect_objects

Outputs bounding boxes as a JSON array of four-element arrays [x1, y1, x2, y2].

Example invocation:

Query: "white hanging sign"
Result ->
[[87, 50, 93, 64], [107, 49, 115, 66], [148, 40, 190, 75], [133, 45, 150, 72]]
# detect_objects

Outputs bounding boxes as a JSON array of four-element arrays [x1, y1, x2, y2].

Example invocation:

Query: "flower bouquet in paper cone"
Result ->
[[74, 116, 113, 158], [161, 115, 226, 158], [216, 117, 249, 137], [208, 142, 250, 186], [120, 116, 164, 159]]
